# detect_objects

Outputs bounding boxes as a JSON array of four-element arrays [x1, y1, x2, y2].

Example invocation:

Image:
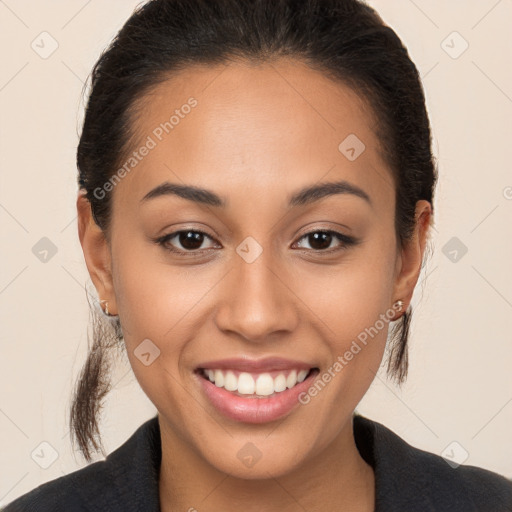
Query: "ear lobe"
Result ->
[[392, 200, 433, 308], [77, 191, 116, 312]]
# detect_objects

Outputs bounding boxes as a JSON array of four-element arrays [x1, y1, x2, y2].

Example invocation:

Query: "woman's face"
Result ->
[[80, 58, 430, 478]]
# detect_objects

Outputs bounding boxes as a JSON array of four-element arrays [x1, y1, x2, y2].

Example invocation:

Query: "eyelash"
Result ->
[[154, 228, 358, 256]]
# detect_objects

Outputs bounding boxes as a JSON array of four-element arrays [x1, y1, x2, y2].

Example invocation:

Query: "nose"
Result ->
[[214, 247, 299, 343]]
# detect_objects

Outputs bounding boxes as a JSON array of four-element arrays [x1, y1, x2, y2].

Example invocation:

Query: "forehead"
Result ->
[[118, 58, 394, 211]]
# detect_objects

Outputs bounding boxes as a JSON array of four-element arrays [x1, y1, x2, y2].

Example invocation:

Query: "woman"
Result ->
[[4, 0, 511, 510]]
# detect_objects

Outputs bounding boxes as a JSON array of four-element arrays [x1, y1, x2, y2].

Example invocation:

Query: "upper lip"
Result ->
[[196, 357, 317, 373]]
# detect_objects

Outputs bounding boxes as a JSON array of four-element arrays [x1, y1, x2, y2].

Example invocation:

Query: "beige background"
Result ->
[[1, 0, 511, 505]]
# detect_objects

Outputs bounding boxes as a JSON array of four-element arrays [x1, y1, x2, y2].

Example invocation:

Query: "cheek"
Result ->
[[110, 235, 226, 382], [110, 242, 201, 422], [294, 257, 396, 444], [298, 231, 397, 338], [112, 219, 397, 352], [111, 219, 397, 413], [299, 234, 397, 397], [111, 234, 202, 340]]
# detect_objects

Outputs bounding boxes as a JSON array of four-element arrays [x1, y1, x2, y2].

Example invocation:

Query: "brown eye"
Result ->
[[157, 230, 218, 253], [176, 231, 206, 250], [294, 230, 357, 252]]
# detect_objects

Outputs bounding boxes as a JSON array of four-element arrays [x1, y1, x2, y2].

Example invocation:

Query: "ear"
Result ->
[[392, 199, 433, 316], [77, 190, 117, 315]]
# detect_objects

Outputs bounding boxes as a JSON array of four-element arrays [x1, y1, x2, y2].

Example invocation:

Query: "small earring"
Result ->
[[395, 299, 404, 312], [100, 299, 110, 316]]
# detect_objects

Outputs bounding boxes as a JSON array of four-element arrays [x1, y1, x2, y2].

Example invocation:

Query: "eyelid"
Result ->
[[292, 229, 357, 252], [154, 226, 358, 256], [154, 228, 219, 254]]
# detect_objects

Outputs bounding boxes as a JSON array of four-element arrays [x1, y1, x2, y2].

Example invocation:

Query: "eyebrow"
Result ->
[[140, 179, 372, 208]]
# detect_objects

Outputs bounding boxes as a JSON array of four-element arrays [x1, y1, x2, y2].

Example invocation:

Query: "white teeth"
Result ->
[[214, 370, 224, 388], [238, 372, 255, 394], [286, 370, 297, 389], [203, 368, 313, 396], [297, 369, 308, 383], [224, 370, 238, 391], [255, 374, 274, 396], [274, 374, 287, 392]]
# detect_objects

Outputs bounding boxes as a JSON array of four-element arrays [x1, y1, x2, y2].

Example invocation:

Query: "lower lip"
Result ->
[[196, 369, 319, 424]]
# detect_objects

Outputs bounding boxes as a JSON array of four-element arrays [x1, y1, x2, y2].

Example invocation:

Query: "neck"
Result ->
[[158, 415, 375, 512]]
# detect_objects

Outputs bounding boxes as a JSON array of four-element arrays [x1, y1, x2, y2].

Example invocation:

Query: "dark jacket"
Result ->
[[3, 414, 512, 511]]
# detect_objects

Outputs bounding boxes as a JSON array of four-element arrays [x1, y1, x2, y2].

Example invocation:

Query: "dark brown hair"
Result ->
[[71, 0, 437, 461]]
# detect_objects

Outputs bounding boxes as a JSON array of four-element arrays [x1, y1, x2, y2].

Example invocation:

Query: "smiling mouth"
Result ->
[[195, 367, 319, 398]]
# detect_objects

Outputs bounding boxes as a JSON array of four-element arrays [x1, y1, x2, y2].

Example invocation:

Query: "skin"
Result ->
[[77, 58, 432, 511]]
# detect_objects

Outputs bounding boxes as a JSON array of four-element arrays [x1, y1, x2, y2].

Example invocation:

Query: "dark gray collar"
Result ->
[[353, 414, 512, 511], [14, 413, 508, 511]]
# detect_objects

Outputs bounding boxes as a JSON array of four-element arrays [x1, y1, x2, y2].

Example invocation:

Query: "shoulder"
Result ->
[[1, 458, 113, 512], [354, 414, 512, 511], [2, 416, 162, 512]]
